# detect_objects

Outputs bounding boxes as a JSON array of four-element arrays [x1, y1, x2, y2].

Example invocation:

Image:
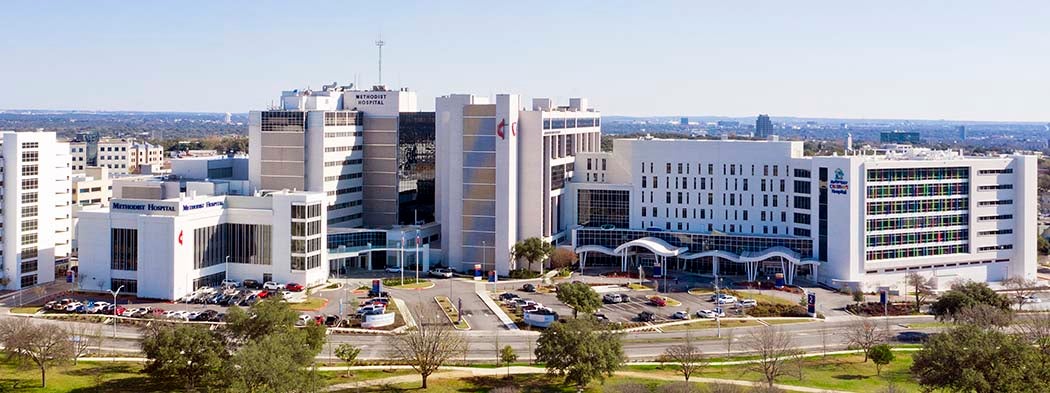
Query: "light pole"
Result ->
[[109, 285, 124, 338], [399, 239, 405, 286], [415, 230, 421, 285]]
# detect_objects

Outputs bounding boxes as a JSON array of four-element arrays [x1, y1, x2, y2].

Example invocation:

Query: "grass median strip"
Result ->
[[660, 318, 763, 332], [434, 296, 470, 330], [290, 297, 329, 311]]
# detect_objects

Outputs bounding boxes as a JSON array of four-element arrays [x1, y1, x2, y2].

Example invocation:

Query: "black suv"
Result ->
[[637, 311, 656, 322]]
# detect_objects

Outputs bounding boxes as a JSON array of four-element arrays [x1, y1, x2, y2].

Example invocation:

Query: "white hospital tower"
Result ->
[[437, 96, 1037, 291], [22, 87, 1039, 298]]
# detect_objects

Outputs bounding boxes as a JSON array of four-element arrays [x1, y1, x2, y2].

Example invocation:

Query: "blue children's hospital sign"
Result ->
[[829, 168, 849, 195]]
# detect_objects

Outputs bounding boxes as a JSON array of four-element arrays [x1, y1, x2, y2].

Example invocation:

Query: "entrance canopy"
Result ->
[[612, 237, 687, 257]]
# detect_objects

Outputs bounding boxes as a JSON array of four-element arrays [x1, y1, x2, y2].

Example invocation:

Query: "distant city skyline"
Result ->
[[2, 1, 1049, 122]]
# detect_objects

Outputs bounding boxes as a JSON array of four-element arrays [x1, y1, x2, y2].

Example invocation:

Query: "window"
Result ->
[[21, 142, 39, 149], [21, 233, 37, 246], [20, 275, 37, 288], [978, 169, 1013, 175], [21, 151, 38, 162], [111, 279, 138, 294], [21, 219, 37, 232], [21, 165, 37, 176], [21, 178, 38, 190], [111, 228, 138, 271]]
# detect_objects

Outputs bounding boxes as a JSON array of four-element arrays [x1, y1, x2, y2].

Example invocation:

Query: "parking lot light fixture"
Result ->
[[108, 285, 124, 338]]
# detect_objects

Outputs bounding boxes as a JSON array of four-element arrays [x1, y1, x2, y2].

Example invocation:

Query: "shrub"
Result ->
[[508, 269, 541, 279], [745, 303, 809, 318]]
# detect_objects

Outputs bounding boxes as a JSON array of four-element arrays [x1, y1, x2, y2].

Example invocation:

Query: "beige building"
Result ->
[[70, 139, 164, 174]]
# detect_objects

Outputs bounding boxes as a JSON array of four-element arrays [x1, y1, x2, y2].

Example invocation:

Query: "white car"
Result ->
[[671, 311, 690, 320], [385, 266, 403, 273], [64, 302, 83, 312], [86, 302, 110, 313], [262, 281, 282, 290], [186, 311, 202, 320], [1022, 295, 1043, 304], [296, 314, 312, 326], [696, 309, 726, 318], [221, 279, 240, 288], [713, 295, 738, 305], [736, 299, 758, 308]]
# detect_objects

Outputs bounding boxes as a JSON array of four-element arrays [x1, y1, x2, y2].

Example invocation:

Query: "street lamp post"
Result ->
[[399, 239, 405, 286], [109, 285, 124, 338]]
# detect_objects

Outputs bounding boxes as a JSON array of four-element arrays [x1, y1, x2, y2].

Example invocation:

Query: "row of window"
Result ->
[[291, 221, 322, 237], [323, 111, 362, 126], [324, 131, 364, 138], [111, 279, 138, 294], [866, 198, 969, 215], [640, 190, 798, 210], [542, 117, 600, 130], [290, 254, 323, 270], [867, 167, 969, 182], [977, 184, 1013, 191], [323, 172, 363, 182], [866, 244, 968, 261], [327, 200, 362, 211], [641, 161, 790, 178], [977, 229, 1013, 236], [866, 182, 969, 199], [324, 158, 363, 167], [323, 145, 363, 152], [866, 229, 968, 247], [327, 213, 363, 225], [978, 214, 1013, 221], [291, 204, 322, 219], [327, 186, 362, 196], [978, 168, 1013, 175], [978, 244, 1013, 251], [111, 228, 138, 271], [977, 200, 1012, 206], [866, 214, 968, 231]]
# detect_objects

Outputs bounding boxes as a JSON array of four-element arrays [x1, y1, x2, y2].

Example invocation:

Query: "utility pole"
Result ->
[[109, 285, 124, 338]]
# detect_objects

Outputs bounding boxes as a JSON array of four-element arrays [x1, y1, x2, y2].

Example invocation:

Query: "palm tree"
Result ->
[[511, 237, 555, 273]]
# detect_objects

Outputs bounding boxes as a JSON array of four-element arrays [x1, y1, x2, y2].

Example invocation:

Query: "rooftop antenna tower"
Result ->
[[375, 34, 385, 85]]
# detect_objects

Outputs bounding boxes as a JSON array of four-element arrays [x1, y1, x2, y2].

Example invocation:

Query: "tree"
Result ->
[[335, 344, 361, 378], [0, 319, 74, 388], [388, 311, 467, 389], [549, 248, 579, 270], [953, 304, 1013, 329], [68, 325, 103, 365], [223, 298, 300, 344], [742, 326, 795, 388], [228, 330, 325, 393], [499, 345, 517, 377], [535, 317, 625, 388], [141, 324, 227, 392], [1017, 312, 1050, 363], [930, 281, 1012, 321], [868, 344, 894, 376], [1039, 235, 1050, 255], [843, 319, 886, 362], [1002, 276, 1041, 310], [911, 324, 1050, 393], [511, 237, 555, 273], [555, 282, 602, 318], [878, 382, 905, 393], [818, 327, 829, 359], [851, 288, 866, 305], [661, 332, 706, 381], [904, 272, 935, 313]]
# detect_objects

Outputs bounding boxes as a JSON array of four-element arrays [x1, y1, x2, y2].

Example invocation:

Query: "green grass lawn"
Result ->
[[736, 292, 797, 306], [627, 283, 652, 291], [903, 322, 948, 329], [390, 281, 434, 290], [700, 352, 920, 392], [660, 319, 763, 332], [0, 359, 180, 393], [759, 318, 815, 325], [435, 296, 471, 330], [289, 297, 329, 311], [9, 307, 41, 314]]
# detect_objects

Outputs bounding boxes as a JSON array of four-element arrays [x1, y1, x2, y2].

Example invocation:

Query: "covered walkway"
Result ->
[[576, 238, 820, 284]]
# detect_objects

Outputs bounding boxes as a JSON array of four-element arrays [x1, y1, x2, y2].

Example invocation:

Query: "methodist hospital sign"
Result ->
[[110, 198, 225, 216]]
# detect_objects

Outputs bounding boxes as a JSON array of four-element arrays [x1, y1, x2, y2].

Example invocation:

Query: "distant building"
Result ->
[[69, 137, 163, 174], [880, 131, 921, 144], [716, 120, 740, 128], [224, 112, 232, 125], [680, 117, 688, 126], [957, 125, 967, 140], [755, 114, 773, 138]]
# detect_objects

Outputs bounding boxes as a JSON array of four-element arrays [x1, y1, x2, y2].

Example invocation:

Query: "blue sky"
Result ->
[[1, 1, 1048, 121]]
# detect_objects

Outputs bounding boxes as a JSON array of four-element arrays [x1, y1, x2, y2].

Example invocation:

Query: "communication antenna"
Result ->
[[375, 35, 386, 85]]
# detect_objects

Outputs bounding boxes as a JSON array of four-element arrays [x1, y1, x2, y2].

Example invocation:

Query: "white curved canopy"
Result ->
[[611, 237, 687, 257]]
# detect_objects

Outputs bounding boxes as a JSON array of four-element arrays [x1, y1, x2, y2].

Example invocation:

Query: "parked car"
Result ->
[[194, 310, 218, 321], [429, 268, 454, 278], [617, 294, 632, 303], [262, 281, 282, 291], [896, 331, 931, 343], [711, 294, 738, 304], [603, 293, 622, 304], [368, 290, 390, 298], [385, 266, 402, 273], [242, 279, 262, 289], [637, 311, 656, 322], [671, 311, 690, 320], [324, 315, 341, 327], [593, 313, 610, 322], [649, 296, 667, 307], [285, 282, 304, 292], [696, 309, 725, 318], [221, 279, 240, 288], [499, 292, 520, 301], [1021, 295, 1043, 304], [296, 314, 312, 326], [522, 283, 536, 292], [736, 299, 758, 308]]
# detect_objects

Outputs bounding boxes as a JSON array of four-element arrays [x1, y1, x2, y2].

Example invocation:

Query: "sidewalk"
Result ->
[[475, 283, 518, 330]]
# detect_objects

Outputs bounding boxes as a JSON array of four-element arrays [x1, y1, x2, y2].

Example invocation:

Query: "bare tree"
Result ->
[[1002, 276, 1041, 310], [904, 272, 936, 313], [68, 324, 103, 365], [742, 326, 795, 388], [725, 328, 735, 356], [661, 331, 706, 381], [0, 319, 74, 388], [843, 319, 886, 362], [1016, 312, 1050, 362], [387, 309, 467, 389], [791, 349, 806, 381], [954, 303, 1014, 329], [657, 381, 699, 393], [818, 327, 829, 359]]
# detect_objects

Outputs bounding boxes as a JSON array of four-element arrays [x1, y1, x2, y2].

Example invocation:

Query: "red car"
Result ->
[[649, 296, 667, 307], [257, 290, 270, 299], [285, 282, 304, 292]]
